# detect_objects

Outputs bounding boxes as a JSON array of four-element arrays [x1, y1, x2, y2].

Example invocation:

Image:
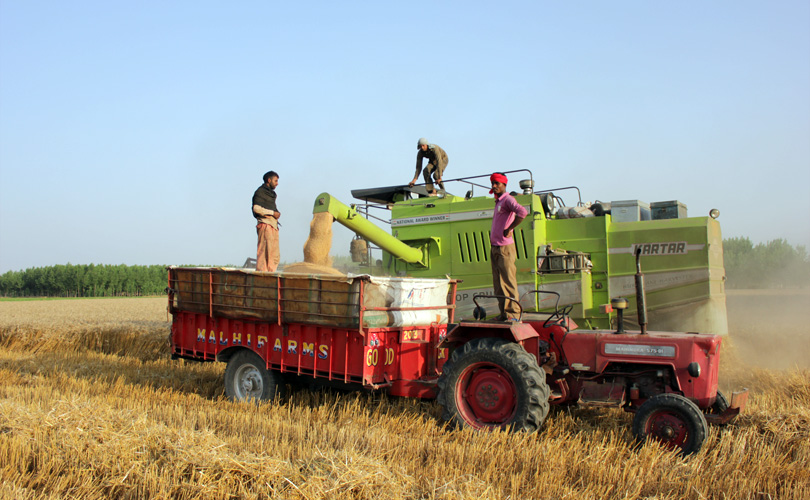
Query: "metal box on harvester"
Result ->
[[611, 200, 651, 222], [651, 200, 687, 220]]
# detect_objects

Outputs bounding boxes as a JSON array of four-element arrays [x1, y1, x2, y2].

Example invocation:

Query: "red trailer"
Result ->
[[168, 266, 747, 455], [168, 267, 459, 400]]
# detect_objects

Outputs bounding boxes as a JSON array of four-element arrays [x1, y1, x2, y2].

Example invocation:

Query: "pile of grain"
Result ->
[[283, 262, 344, 275]]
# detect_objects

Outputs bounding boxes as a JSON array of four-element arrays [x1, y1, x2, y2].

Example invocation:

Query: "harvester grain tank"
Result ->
[[312, 170, 728, 335]]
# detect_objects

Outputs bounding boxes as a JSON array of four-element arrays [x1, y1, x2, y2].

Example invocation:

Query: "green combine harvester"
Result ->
[[312, 170, 728, 335]]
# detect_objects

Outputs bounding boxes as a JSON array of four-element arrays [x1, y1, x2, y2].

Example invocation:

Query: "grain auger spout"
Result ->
[[313, 192, 425, 266]]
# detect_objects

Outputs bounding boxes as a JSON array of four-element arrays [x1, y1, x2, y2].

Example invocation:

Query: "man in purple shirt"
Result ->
[[490, 172, 528, 321]]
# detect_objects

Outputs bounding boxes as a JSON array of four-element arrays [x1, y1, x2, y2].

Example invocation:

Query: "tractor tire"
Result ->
[[437, 338, 550, 432], [706, 391, 730, 415], [224, 350, 283, 402], [703, 390, 730, 426], [632, 393, 709, 455]]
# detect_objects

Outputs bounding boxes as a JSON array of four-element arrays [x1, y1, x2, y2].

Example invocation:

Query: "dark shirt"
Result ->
[[252, 184, 277, 218]]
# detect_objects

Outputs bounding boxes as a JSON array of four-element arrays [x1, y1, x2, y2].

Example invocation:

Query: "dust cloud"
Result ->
[[725, 289, 810, 370]]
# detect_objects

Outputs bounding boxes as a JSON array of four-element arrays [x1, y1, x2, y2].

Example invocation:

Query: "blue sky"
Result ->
[[1, 1, 808, 273]]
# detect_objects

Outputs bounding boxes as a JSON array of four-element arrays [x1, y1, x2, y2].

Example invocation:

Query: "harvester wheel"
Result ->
[[224, 350, 283, 402], [437, 338, 550, 432], [632, 393, 708, 455]]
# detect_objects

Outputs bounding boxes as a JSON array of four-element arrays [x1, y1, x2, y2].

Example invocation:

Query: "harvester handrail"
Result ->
[[357, 206, 392, 226], [533, 185, 583, 207], [403, 168, 535, 201]]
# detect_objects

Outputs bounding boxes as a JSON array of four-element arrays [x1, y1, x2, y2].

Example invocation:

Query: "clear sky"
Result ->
[[1, 1, 808, 273]]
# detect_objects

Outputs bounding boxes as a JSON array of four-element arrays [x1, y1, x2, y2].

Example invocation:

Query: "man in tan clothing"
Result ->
[[252, 171, 281, 272], [409, 137, 448, 196]]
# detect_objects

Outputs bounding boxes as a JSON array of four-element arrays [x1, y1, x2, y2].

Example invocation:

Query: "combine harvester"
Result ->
[[314, 169, 728, 335]]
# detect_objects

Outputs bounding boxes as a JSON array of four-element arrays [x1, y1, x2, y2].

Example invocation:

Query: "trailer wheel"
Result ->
[[632, 393, 708, 455], [224, 350, 283, 402], [437, 338, 550, 432]]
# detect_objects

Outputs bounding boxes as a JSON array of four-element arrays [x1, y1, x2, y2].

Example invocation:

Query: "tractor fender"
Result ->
[[439, 321, 539, 349]]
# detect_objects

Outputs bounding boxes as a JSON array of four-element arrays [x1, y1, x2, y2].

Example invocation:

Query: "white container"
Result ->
[[611, 200, 651, 222], [360, 276, 451, 327]]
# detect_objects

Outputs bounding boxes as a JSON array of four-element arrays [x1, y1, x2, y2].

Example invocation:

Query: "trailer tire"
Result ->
[[224, 350, 283, 402], [632, 393, 708, 455], [437, 338, 550, 432]]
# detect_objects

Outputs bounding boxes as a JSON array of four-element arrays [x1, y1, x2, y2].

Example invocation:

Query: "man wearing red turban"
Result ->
[[489, 172, 528, 320]]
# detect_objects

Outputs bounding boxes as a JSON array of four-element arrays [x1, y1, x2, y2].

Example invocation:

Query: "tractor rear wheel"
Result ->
[[632, 393, 708, 455], [437, 338, 550, 432], [224, 350, 283, 402]]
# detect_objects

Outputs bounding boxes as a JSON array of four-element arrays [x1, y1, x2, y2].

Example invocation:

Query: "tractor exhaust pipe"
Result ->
[[634, 248, 648, 335]]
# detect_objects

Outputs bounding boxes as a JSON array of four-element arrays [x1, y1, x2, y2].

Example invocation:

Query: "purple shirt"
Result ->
[[490, 193, 528, 246]]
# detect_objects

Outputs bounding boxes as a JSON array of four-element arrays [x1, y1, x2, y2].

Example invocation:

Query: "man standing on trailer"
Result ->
[[408, 137, 448, 196], [252, 171, 281, 272], [490, 172, 527, 321]]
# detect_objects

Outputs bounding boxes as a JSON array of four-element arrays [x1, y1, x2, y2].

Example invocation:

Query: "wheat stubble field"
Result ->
[[1, 292, 808, 500]]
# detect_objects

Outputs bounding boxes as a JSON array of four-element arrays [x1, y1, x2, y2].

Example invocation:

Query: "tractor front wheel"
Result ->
[[224, 350, 283, 402], [437, 338, 550, 432], [632, 393, 708, 455]]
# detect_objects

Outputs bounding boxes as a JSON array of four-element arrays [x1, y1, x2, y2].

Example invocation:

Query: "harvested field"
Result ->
[[0, 294, 808, 499]]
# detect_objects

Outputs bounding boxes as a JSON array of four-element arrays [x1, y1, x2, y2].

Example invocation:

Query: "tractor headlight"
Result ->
[[687, 362, 701, 378]]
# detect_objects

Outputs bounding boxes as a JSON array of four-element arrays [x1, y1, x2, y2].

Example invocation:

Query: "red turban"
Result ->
[[490, 173, 508, 185], [489, 173, 508, 194]]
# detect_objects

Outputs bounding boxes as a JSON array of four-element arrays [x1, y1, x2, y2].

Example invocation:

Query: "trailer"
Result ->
[[168, 267, 459, 399], [168, 265, 747, 455]]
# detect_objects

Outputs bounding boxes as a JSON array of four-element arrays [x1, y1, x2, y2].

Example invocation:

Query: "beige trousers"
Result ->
[[256, 223, 280, 272], [491, 243, 520, 319]]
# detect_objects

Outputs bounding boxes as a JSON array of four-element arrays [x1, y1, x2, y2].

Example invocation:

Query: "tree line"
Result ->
[[0, 264, 168, 297], [0, 238, 807, 297], [723, 237, 809, 289]]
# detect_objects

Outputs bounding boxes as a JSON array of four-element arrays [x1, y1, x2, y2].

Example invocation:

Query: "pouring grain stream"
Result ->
[[283, 212, 345, 275]]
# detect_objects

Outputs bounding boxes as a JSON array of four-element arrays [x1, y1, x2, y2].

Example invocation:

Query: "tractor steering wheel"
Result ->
[[543, 303, 574, 329]]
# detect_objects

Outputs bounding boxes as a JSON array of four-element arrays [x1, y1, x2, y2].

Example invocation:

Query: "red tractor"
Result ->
[[436, 252, 747, 455]]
